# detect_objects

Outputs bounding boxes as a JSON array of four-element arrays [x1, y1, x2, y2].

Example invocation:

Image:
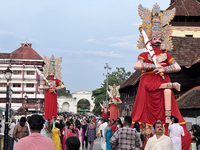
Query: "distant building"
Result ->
[[57, 90, 95, 114], [0, 43, 45, 112]]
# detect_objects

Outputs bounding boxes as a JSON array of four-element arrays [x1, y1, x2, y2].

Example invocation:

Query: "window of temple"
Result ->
[[26, 84, 34, 87], [27, 71, 35, 75], [0, 83, 7, 87], [13, 83, 21, 87], [185, 35, 193, 37], [13, 70, 21, 75]]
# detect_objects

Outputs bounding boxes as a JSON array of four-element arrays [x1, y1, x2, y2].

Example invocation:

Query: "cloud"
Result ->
[[104, 35, 139, 50], [111, 42, 136, 50], [85, 38, 100, 44], [129, 23, 141, 26], [44, 48, 121, 59]]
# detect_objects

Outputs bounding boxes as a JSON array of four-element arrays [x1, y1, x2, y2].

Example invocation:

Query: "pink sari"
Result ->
[[63, 129, 79, 150]]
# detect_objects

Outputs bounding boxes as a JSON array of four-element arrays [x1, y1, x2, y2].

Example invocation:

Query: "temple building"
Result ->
[[0, 43, 45, 112], [119, 0, 200, 125]]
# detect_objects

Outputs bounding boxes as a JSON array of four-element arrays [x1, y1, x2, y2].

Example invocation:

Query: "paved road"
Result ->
[[83, 137, 101, 150]]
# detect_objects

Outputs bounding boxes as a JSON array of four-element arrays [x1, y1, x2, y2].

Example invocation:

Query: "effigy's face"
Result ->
[[151, 37, 162, 46], [151, 15, 162, 47]]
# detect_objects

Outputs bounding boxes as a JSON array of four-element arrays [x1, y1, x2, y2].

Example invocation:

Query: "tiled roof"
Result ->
[[0, 53, 10, 59], [167, 0, 200, 16], [120, 70, 141, 89], [9, 43, 43, 60], [176, 86, 200, 109], [170, 36, 200, 66]]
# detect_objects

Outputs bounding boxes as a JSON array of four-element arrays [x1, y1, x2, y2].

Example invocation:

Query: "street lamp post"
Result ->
[[9, 89, 13, 118], [3, 67, 12, 150], [104, 63, 111, 101], [24, 95, 28, 117]]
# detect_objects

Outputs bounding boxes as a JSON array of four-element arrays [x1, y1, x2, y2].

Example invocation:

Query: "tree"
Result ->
[[57, 87, 72, 97], [77, 99, 90, 110], [92, 67, 132, 115]]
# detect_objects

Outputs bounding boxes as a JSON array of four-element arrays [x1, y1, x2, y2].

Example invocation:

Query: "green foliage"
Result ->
[[92, 67, 132, 115], [77, 99, 90, 110], [57, 87, 72, 97]]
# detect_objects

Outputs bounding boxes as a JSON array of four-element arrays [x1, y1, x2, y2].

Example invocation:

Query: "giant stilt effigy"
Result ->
[[130, 3, 190, 150], [99, 101, 109, 118], [38, 55, 65, 120], [108, 84, 122, 120]]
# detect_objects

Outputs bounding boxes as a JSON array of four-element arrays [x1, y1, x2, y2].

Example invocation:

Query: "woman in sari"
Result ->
[[75, 120, 84, 150], [86, 118, 96, 150], [61, 121, 70, 150], [51, 122, 61, 150], [63, 122, 79, 150], [104, 120, 112, 150]]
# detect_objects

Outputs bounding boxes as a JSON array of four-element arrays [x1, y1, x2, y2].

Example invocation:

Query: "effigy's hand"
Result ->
[[154, 67, 164, 74], [154, 64, 164, 73], [49, 86, 56, 92], [156, 63, 166, 68]]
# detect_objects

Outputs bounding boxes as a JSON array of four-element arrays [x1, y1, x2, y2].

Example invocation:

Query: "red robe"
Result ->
[[110, 97, 120, 120], [102, 107, 109, 118], [44, 78, 62, 120], [131, 47, 191, 150]]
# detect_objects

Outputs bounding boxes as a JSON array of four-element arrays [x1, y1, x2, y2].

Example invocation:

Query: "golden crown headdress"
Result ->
[[137, 3, 176, 51], [43, 55, 62, 79]]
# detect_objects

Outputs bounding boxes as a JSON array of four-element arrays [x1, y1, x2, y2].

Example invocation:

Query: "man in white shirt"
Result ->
[[100, 118, 108, 150], [168, 118, 185, 150], [145, 122, 174, 150], [8, 118, 16, 150]]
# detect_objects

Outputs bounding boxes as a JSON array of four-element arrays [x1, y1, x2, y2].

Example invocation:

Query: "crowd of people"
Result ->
[[5, 114, 200, 150]]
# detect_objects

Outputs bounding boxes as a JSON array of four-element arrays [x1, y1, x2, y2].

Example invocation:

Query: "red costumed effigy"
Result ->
[[131, 3, 191, 150], [38, 55, 64, 120], [100, 101, 109, 118], [108, 84, 122, 120]]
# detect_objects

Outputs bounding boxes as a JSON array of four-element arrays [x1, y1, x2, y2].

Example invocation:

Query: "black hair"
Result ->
[[66, 121, 70, 126], [114, 120, 118, 124], [134, 122, 140, 132], [55, 122, 60, 128], [174, 118, 179, 123], [65, 136, 80, 150], [141, 122, 146, 125], [124, 116, 132, 125], [27, 116, 31, 120], [70, 118, 73, 123], [68, 122, 75, 133], [75, 120, 81, 130], [153, 122, 163, 129], [20, 117, 27, 123], [28, 115, 45, 131], [170, 116, 175, 120]]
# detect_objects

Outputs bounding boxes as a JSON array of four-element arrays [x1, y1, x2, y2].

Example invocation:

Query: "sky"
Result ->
[[0, 0, 171, 93]]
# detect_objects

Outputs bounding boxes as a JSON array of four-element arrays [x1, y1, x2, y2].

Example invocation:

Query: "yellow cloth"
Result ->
[[52, 128, 61, 150]]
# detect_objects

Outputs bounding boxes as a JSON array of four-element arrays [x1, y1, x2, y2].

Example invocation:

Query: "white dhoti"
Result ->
[[145, 135, 175, 150], [173, 142, 181, 150], [101, 137, 106, 150]]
